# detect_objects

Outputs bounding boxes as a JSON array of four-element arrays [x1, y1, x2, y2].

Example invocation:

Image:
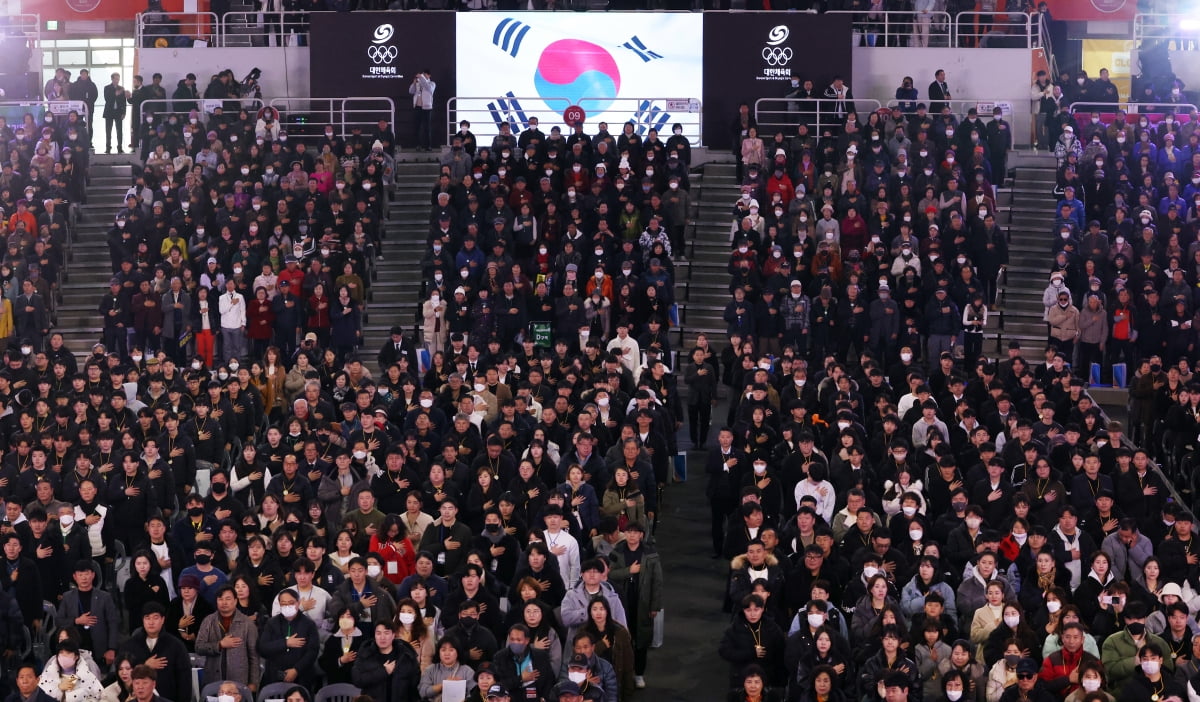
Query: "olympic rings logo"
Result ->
[[367, 45, 398, 65], [762, 46, 793, 66]]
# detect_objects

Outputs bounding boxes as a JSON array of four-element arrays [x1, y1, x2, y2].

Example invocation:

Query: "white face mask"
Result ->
[[366, 564, 383, 578], [1046, 600, 1062, 613], [398, 612, 416, 625], [1080, 679, 1101, 692], [862, 566, 879, 579], [218, 695, 235, 702], [1003, 614, 1021, 628], [1141, 660, 1161, 676], [420, 398, 433, 408], [1013, 532, 1028, 545], [353, 450, 367, 460], [280, 605, 298, 618], [965, 517, 982, 530], [753, 463, 767, 475], [909, 529, 923, 542], [902, 505, 917, 517], [474, 383, 486, 393], [945, 691, 963, 702], [900, 353, 913, 362], [568, 671, 587, 684], [807, 613, 825, 628], [59, 515, 74, 528]]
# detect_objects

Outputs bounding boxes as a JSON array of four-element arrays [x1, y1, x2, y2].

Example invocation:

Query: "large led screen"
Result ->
[[454, 12, 704, 145]]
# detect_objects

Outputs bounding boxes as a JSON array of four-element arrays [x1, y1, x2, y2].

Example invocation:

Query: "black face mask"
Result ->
[[1128, 623, 1146, 637], [211, 482, 227, 495], [194, 553, 212, 565], [188, 507, 204, 518]]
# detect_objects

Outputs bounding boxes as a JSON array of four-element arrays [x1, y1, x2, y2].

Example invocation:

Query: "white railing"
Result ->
[[953, 11, 1033, 48], [1135, 13, 1200, 48], [1035, 11, 1057, 78], [221, 11, 318, 47], [446, 95, 704, 146], [826, 10, 952, 47], [885, 96, 1019, 119], [754, 97, 883, 142], [0, 14, 41, 48], [136, 97, 265, 126], [1067, 101, 1198, 116], [268, 97, 395, 142], [135, 11, 219, 48], [828, 10, 1035, 48], [0, 100, 88, 126]]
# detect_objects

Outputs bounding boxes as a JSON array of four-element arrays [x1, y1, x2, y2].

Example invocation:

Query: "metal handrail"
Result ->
[[952, 11, 1033, 48], [1134, 13, 1200, 47], [135, 11, 219, 48], [754, 97, 883, 140], [0, 100, 88, 125], [1067, 101, 1198, 115], [446, 95, 704, 147], [221, 11, 319, 47], [884, 96, 1019, 116], [826, 10, 952, 47], [267, 97, 396, 142], [136, 97, 266, 128], [1033, 11, 1057, 78], [0, 14, 41, 53]]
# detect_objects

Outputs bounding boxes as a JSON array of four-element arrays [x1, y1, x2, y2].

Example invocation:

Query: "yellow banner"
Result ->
[[1083, 39, 1133, 102]]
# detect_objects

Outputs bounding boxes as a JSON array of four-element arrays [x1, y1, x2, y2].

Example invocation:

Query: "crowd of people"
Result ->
[[6, 36, 1200, 702], [0, 62, 684, 702], [706, 66, 1200, 702]]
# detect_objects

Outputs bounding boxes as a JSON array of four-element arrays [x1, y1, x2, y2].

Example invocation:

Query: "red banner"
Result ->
[[20, 0, 196, 22], [1045, 0, 1136, 22]]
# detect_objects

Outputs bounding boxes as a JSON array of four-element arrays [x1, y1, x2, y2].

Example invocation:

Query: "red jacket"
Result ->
[[247, 298, 275, 340], [367, 535, 417, 584], [1038, 647, 1097, 698]]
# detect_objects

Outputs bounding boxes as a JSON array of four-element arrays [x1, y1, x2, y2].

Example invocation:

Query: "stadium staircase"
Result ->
[[56, 160, 136, 358], [674, 161, 740, 347], [366, 159, 442, 354], [985, 151, 1058, 353]]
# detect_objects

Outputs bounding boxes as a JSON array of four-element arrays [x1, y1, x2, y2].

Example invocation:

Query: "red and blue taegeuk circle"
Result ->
[[533, 39, 622, 115]]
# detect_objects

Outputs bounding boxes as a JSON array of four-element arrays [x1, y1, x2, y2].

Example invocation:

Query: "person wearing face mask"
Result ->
[[179, 543, 229, 606], [1101, 602, 1175, 694], [39, 639, 105, 702], [319, 605, 367, 684], [491, 623, 555, 701], [1118, 643, 1183, 702], [258, 588, 322, 688]]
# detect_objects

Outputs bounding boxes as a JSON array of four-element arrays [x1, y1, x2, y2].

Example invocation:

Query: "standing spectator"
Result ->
[[258, 588, 321, 688], [196, 585, 261, 690], [103, 72, 127, 154], [219, 279, 247, 363], [15, 278, 48, 352], [68, 69, 98, 150], [929, 70, 951, 115], [171, 73, 200, 114], [409, 70, 436, 152], [56, 560, 120, 666], [330, 285, 363, 361], [1047, 290, 1080, 366]]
